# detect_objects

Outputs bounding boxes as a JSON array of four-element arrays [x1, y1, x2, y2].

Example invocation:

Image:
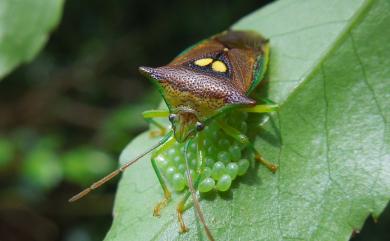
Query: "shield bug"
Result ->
[[69, 30, 278, 241]]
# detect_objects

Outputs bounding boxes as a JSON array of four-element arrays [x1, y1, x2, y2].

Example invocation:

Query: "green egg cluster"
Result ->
[[155, 112, 251, 193]]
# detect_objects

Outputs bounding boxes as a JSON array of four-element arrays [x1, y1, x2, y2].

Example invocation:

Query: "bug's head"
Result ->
[[168, 107, 204, 143]]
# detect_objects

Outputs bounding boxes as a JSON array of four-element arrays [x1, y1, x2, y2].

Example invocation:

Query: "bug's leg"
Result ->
[[176, 139, 215, 240], [254, 154, 278, 173], [176, 133, 204, 233], [151, 158, 171, 217], [238, 103, 279, 113], [217, 120, 278, 173], [142, 109, 170, 137], [143, 109, 170, 118], [176, 190, 191, 233], [150, 135, 176, 216]]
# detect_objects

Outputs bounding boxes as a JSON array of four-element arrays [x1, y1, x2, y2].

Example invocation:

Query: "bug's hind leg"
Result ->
[[150, 136, 176, 216], [217, 120, 278, 173], [143, 109, 170, 137]]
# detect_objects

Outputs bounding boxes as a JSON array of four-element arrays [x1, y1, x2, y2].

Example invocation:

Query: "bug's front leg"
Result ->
[[176, 191, 191, 233], [176, 133, 209, 235], [175, 173, 204, 233], [143, 109, 170, 137], [217, 120, 278, 173], [151, 158, 171, 217], [150, 135, 176, 216]]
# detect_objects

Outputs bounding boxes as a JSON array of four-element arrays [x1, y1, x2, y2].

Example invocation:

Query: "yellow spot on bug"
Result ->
[[211, 60, 227, 72], [223, 48, 229, 52], [194, 58, 213, 67]]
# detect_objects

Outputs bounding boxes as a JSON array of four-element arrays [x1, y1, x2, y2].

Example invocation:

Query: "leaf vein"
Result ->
[[269, 20, 347, 39], [349, 30, 387, 216]]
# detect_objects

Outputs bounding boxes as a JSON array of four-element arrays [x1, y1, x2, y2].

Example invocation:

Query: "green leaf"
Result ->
[[105, 0, 390, 240], [0, 0, 64, 80]]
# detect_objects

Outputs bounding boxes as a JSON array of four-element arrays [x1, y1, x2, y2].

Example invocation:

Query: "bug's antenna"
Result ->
[[69, 131, 173, 202], [184, 140, 215, 241]]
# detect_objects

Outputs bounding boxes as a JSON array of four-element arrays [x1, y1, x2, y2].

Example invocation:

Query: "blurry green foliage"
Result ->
[[63, 147, 115, 186], [100, 92, 161, 153], [0, 138, 15, 167], [22, 146, 62, 190]]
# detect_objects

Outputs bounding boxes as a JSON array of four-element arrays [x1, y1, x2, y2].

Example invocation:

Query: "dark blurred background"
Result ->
[[0, 1, 388, 241]]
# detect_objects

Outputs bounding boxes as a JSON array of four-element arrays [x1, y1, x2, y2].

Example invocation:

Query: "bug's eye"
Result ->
[[196, 122, 205, 131], [169, 114, 177, 122]]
